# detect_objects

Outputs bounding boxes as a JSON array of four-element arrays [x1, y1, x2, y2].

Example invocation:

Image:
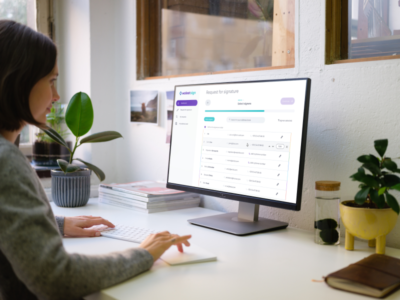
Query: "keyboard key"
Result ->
[[100, 224, 158, 243]]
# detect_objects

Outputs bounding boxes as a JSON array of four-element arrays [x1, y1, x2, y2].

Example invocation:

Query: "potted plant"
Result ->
[[44, 92, 122, 207], [342, 139, 400, 254], [32, 103, 71, 166]]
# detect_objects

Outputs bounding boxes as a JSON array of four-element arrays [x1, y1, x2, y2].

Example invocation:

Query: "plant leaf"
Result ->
[[57, 159, 68, 172], [357, 155, 369, 164], [357, 155, 380, 167], [385, 192, 400, 214], [369, 154, 380, 166], [350, 168, 379, 188], [42, 127, 71, 151], [374, 139, 388, 158], [383, 159, 398, 172], [57, 159, 81, 173], [65, 92, 94, 137], [383, 174, 400, 187], [369, 189, 385, 208], [357, 167, 365, 175], [391, 183, 400, 192], [359, 175, 380, 188], [74, 158, 105, 182], [362, 163, 381, 176], [80, 131, 123, 144], [365, 175, 380, 188], [358, 183, 368, 189], [350, 167, 365, 181], [355, 187, 370, 205], [377, 194, 386, 209], [378, 187, 386, 195]]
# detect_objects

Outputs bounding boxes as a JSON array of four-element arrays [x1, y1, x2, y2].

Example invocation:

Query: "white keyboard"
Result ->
[[98, 224, 217, 265], [100, 224, 157, 243]]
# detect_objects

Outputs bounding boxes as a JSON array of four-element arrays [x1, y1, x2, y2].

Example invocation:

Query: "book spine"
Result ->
[[100, 198, 149, 212], [99, 185, 185, 198], [99, 185, 150, 197], [99, 196, 148, 208], [147, 202, 201, 213], [99, 193, 200, 208], [99, 189, 151, 202], [99, 188, 197, 202], [99, 198, 200, 213]]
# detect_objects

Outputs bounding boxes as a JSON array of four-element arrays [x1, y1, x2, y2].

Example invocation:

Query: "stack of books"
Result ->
[[98, 180, 201, 213]]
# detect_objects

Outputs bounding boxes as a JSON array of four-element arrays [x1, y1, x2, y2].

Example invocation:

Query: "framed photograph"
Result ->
[[165, 90, 174, 143], [130, 90, 159, 124]]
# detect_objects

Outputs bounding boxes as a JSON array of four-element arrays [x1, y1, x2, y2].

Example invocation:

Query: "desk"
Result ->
[[52, 199, 400, 300]]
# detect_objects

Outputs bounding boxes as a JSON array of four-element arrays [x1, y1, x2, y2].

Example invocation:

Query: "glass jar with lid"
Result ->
[[314, 181, 341, 245]]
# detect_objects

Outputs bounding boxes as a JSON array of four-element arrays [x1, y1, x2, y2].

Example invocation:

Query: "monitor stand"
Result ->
[[188, 202, 288, 236]]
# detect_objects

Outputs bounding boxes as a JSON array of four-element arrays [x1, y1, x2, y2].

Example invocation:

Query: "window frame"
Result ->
[[325, 0, 400, 65], [136, 0, 296, 80]]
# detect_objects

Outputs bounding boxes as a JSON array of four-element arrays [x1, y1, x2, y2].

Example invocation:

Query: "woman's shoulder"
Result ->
[[0, 136, 42, 203], [0, 136, 31, 171]]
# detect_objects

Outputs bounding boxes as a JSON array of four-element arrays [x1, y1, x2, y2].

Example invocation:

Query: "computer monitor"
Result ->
[[167, 78, 311, 235]]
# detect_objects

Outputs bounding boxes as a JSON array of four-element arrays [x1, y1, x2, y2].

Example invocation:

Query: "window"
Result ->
[[326, 0, 400, 64], [137, 0, 295, 79], [0, 0, 54, 154]]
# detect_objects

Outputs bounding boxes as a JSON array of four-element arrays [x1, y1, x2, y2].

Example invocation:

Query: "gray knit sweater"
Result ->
[[0, 135, 153, 300]]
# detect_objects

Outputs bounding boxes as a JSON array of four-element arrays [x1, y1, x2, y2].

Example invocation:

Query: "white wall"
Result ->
[[54, 0, 92, 165], [58, 0, 400, 249]]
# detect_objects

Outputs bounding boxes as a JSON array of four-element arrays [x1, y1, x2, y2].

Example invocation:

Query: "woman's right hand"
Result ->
[[139, 231, 192, 262]]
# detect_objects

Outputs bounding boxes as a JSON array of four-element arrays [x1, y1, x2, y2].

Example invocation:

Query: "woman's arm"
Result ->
[[0, 144, 153, 299]]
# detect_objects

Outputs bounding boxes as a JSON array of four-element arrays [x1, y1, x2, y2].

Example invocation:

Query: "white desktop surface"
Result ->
[[52, 199, 400, 300]]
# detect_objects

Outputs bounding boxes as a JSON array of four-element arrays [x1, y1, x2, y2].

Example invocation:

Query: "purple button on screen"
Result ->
[[177, 100, 198, 106], [281, 98, 295, 105]]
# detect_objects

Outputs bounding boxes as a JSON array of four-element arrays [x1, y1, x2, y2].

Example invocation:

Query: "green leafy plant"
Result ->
[[248, 0, 274, 21], [36, 103, 68, 143], [350, 139, 400, 214], [43, 92, 122, 181]]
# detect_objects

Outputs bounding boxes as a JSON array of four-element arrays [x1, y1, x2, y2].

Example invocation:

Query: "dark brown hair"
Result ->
[[0, 20, 57, 131]]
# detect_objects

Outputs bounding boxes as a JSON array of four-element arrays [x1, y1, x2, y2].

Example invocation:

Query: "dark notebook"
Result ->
[[325, 254, 400, 298]]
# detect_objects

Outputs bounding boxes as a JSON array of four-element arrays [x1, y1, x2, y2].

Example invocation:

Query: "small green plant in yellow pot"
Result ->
[[343, 139, 400, 254]]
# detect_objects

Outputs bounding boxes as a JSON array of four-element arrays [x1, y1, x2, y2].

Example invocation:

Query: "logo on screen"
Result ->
[[180, 91, 196, 95]]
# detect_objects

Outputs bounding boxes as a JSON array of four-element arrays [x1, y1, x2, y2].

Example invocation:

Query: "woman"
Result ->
[[0, 20, 191, 300]]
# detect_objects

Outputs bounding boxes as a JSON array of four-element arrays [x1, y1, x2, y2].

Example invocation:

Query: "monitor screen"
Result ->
[[167, 78, 311, 211]]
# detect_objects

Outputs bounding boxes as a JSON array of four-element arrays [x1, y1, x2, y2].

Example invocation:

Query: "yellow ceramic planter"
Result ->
[[340, 201, 398, 254]]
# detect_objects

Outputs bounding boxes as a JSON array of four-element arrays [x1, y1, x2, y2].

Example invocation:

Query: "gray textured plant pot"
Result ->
[[51, 169, 91, 207]]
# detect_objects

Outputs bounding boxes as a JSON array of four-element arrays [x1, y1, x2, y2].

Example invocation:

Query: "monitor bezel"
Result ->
[[166, 78, 311, 212]]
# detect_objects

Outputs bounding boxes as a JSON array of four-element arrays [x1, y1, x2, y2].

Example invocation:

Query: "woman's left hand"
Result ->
[[63, 215, 115, 237]]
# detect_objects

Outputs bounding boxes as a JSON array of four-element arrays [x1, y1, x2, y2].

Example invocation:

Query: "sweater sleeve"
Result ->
[[0, 143, 153, 300], [55, 215, 65, 235]]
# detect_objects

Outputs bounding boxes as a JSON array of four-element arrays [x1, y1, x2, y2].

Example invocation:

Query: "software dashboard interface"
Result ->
[[168, 79, 309, 205]]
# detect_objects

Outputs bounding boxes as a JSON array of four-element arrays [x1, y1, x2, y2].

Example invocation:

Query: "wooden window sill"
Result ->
[[333, 54, 400, 64], [143, 65, 295, 80]]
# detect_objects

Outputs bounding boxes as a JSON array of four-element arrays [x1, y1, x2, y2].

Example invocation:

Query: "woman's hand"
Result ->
[[63, 215, 115, 237], [139, 231, 192, 262]]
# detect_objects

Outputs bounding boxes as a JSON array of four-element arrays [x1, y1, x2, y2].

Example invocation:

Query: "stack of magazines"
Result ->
[[98, 180, 201, 213]]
